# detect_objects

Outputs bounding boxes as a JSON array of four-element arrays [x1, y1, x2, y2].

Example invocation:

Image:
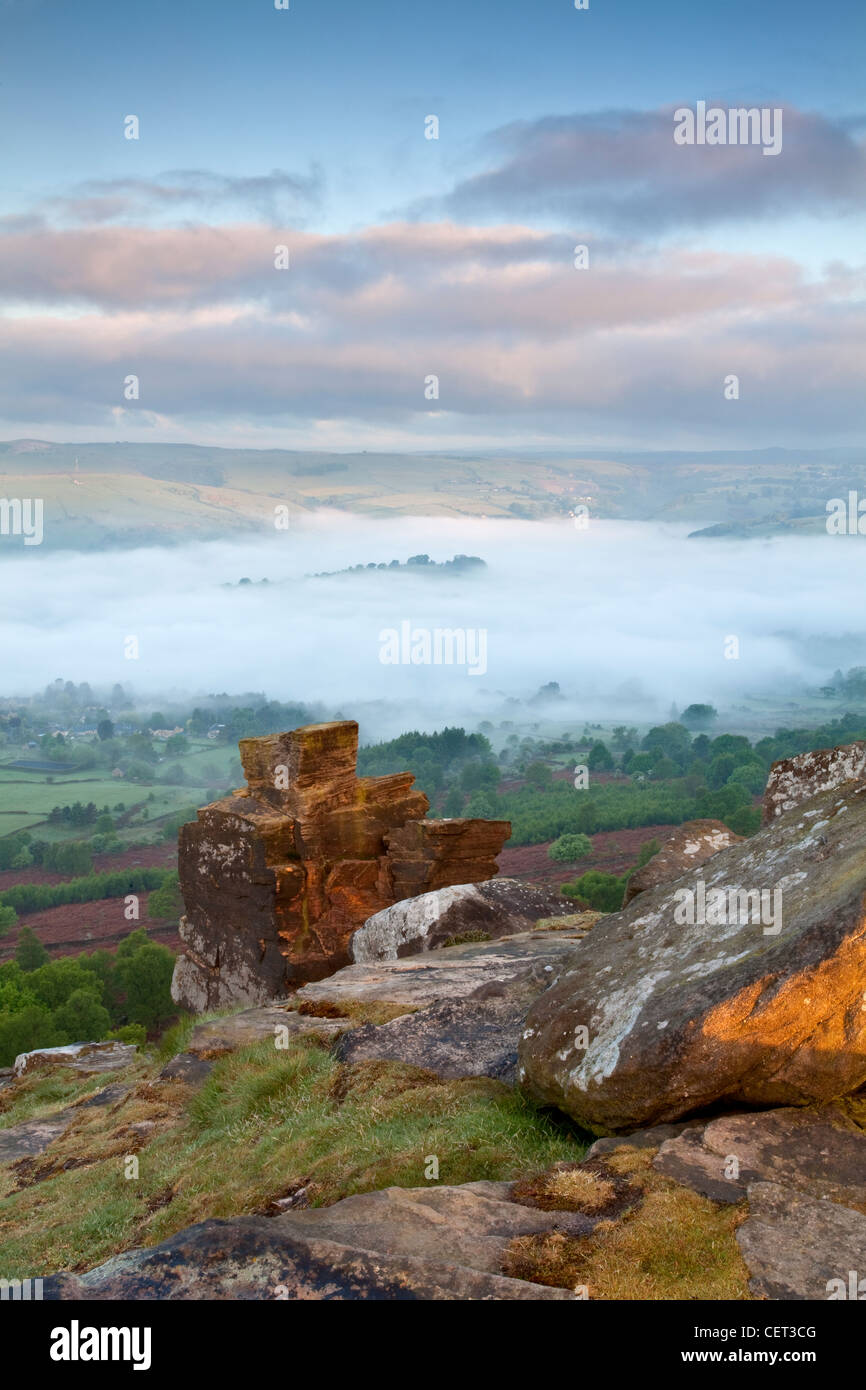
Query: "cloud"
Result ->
[[42, 168, 323, 226], [0, 219, 861, 441], [431, 106, 866, 232]]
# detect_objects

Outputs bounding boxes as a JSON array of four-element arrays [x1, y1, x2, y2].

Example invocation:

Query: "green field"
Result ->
[[0, 736, 238, 839]]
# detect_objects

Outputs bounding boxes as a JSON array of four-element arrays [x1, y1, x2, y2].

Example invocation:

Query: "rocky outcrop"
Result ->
[[518, 782, 866, 1133], [622, 819, 741, 905], [762, 739, 866, 823], [350, 879, 567, 962], [171, 721, 510, 1012]]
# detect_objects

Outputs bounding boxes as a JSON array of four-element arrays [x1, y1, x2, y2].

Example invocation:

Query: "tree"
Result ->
[[147, 873, 184, 921], [587, 740, 614, 772], [707, 753, 737, 789], [15, 926, 49, 972], [97, 718, 115, 741], [442, 786, 465, 818], [548, 833, 592, 863], [165, 734, 189, 755], [562, 870, 625, 913], [524, 762, 554, 791], [642, 723, 692, 766], [115, 942, 175, 1029], [53, 988, 111, 1043], [0, 904, 18, 936], [681, 704, 718, 730]]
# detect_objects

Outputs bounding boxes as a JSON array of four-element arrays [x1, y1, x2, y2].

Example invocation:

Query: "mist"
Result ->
[[2, 513, 865, 739]]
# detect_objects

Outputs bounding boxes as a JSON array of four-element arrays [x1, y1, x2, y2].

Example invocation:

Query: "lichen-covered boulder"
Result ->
[[518, 782, 866, 1134], [351, 879, 566, 962], [762, 740, 866, 823], [622, 820, 741, 905]]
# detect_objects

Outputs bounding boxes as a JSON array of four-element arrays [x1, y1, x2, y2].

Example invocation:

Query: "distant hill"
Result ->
[[0, 440, 863, 552]]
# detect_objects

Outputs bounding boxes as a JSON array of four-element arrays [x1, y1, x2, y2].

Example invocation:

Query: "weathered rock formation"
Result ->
[[619, 817, 739, 906], [350, 878, 567, 962], [171, 721, 510, 1012], [763, 739, 866, 823], [622, 819, 741, 905], [519, 779, 866, 1133]]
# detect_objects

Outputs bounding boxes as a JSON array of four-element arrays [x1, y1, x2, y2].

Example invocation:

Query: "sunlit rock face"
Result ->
[[171, 721, 510, 1012], [519, 779, 866, 1134], [762, 740, 866, 823]]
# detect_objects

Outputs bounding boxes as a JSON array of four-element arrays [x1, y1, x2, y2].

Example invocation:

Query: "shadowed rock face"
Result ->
[[623, 820, 741, 906], [171, 721, 510, 1012], [518, 781, 866, 1134]]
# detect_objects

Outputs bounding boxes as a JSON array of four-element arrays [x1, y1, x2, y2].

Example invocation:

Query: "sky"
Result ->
[[0, 0, 864, 451]]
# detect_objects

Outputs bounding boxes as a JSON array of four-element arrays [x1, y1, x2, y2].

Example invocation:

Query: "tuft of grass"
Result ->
[[505, 1147, 752, 1300], [441, 930, 491, 948]]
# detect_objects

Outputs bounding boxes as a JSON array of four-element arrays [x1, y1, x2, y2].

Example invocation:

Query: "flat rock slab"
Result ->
[[737, 1181, 866, 1300], [45, 1181, 585, 1300], [335, 977, 543, 1083], [0, 1083, 129, 1165], [281, 1181, 594, 1271], [351, 879, 568, 962], [13, 1041, 137, 1078], [295, 931, 581, 1011], [184, 1005, 350, 1058], [654, 1106, 866, 1206]]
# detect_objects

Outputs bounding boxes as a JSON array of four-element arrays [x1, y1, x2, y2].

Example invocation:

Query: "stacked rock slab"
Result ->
[[171, 721, 510, 1012]]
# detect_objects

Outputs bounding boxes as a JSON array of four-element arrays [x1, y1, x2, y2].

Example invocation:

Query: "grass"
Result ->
[[0, 1040, 587, 1279], [504, 1146, 752, 1300]]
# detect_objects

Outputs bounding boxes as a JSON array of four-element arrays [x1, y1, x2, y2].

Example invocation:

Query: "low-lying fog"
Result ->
[[3, 513, 865, 738]]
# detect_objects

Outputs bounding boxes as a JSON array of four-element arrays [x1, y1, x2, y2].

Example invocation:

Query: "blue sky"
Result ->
[[0, 0, 863, 449]]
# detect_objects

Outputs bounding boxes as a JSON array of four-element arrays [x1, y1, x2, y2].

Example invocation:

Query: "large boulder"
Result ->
[[622, 820, 741, 905], [762, 739, 866, 823], [171, 720, 510, 1012], [518, 782, 866, 1133], [351, 879, 567, 962]]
